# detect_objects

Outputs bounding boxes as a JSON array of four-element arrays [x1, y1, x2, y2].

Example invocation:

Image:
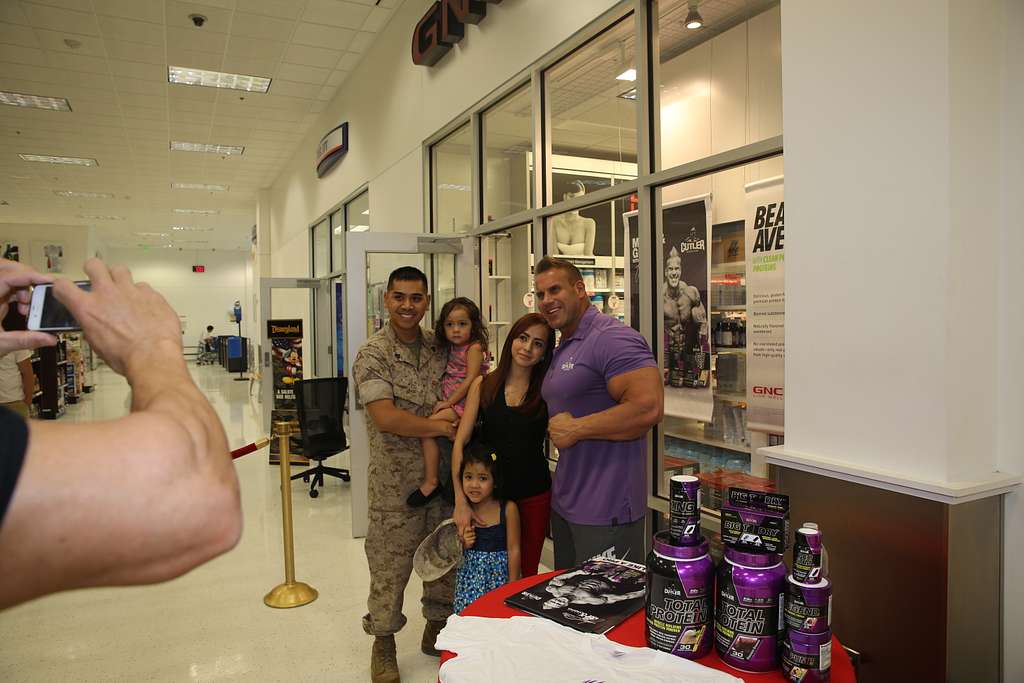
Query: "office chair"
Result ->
[[291, 377, 351, 498]]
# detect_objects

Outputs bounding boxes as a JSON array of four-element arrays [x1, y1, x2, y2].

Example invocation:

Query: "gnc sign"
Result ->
[[752, 386, 784, 397], [412, 0, 503, 67]]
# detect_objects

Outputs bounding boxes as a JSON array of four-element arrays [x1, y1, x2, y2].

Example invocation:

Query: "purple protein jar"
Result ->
[[782, 628, 832, 682], [668, 475, 702, 546], [785, 575, 832, 634], [646, 532, 714, 659], [715, 547, 787, 672]]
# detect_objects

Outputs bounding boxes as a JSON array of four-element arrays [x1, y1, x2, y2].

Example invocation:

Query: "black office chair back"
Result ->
[[295, 377, 348, 462]]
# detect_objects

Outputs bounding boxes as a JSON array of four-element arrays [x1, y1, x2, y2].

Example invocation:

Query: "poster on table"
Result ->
[[267, 319, 306, 464], [744, 177, 785, 433], [2, 242, 19, 261]]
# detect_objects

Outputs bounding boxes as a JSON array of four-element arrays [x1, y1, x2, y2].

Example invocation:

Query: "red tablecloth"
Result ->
[[440, 572, 856, 682]]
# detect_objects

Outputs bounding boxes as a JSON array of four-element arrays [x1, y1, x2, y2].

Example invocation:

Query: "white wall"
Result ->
[[0, 223, 94, 280], [107, 248, 249, 345]]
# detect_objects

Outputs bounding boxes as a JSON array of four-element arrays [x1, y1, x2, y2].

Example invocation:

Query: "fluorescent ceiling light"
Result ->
[[170, 226, 213, 231], [0, 91, 71, 111], [79, 214, 123, 220], [170, 141, 244, 156], [617, 88, 638, 101], [134, 232, 168, 237], [616, 68, 637, 82], [20, 154, 97, 166], [55, 190, 114, 199], [172, 182, 228, 192], [174, 208, 219, 215], [168, 66, 271, 93], [350, 224, 370, 232], [362, 209, 370, 215]]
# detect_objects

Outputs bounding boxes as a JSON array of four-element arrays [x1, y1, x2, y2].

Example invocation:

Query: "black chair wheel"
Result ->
[[303, 475, 309, 482], [341, 474, 351, 482], [309, 488, 319, 498]]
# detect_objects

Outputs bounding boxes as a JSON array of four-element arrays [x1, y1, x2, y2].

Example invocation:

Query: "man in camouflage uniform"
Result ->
[[353, 266, 459, 683]]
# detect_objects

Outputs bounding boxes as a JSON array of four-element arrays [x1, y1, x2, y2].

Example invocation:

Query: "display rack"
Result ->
[[480, 228, 533, 355]]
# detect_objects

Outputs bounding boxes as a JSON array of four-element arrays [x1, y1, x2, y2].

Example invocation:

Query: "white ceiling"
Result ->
[[0, 0, 402, 251]]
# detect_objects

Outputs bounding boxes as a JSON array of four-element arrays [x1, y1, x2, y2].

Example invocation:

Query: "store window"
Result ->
[[480, 224, 533, 354], [431, 124, 473, 233], [482, 85, 533, 223], [432, 254, 455, 324], [311, 218, 330, 277], [656, 0, 781, 171], [647, 155, 784, 510], [330, 208, 344, 271], [546, 197, 632, 325], [544, 14, 638, 205]]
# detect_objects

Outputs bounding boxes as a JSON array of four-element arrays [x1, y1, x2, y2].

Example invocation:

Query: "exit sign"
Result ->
[[193, 265, 205, 273]]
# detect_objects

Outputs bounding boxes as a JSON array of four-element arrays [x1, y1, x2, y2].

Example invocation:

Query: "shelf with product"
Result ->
[[37, 336, 68, 419], [480, 225, 534, 355]]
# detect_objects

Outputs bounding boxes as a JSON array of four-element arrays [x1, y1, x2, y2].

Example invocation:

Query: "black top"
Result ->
[[480, 386, 550, 501], [473, 500, 507, 552], [0, 406, 28, 527]]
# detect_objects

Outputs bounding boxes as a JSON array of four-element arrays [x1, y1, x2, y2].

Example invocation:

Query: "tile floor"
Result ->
[[0, 364, 443, 682]]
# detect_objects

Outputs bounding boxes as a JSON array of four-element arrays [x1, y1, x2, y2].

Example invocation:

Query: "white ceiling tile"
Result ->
[[283, 44, 341, 69], [235, 0, 301, 20], [22, 3, 100, 35], [308, 101, 326, 113], [169, 123, 210, 139], [166, 47, 224, 71], [348, 31, 373, 54], [169, 110, 214, 125], [34, 30, 109, 57], [302, 0, 371, 30], [0, 21, 41, 47], [46, 51, 110, 74], [291, 22, 354, 50], [230, 12, 295, 41], [335, 52, 360, 72], [260, 79, 318, 99], [0, 4, 30, 25], [360, 6, 392, 33], [377, 0, 401, 8], [275, 62, 329, 85], [169, 97, 214, 113], [103, 39, 167, 63], [97, 15, 165, 46], [224, 36, 285, 62], [92, 0, 164, 23], [21, 0, 93, 11], [121, 106, 169, 121], [167, 26, 228, 54], [165, 2, 234, 32], [316, 85, 335, 101], [115, 76, 168, 96], [326, 69, 347, 87], [220, 55, 278, 77], [0, 43, 48, 66], [108, 59, 166, 81]]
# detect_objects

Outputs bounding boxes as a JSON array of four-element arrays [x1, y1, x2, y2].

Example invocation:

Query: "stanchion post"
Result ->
[[264, 420, 318, 608]]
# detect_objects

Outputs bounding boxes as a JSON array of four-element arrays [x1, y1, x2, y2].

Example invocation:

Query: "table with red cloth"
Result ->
[[440, 571, 856, 682]]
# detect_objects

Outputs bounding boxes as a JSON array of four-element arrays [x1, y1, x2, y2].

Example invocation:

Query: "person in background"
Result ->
[[451, 312, 555, 578], [0, 308, 34, 418], [534, 256, 663, 568], [0, 257, 241, 610]]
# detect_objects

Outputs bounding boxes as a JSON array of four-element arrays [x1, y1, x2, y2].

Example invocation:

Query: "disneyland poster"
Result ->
[[267, 318, 306, 463]]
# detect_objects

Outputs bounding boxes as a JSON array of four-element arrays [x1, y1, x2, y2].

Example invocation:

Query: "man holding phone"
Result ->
[[0, 257, 242, 610]]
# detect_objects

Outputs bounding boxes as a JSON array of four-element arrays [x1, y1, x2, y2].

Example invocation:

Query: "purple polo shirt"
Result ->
[[542, 305, 657, 526]]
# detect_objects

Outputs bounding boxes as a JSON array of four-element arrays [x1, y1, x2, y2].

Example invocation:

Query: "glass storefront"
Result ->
[[483, 85, 534, 223], [431, 123, 473, 233]]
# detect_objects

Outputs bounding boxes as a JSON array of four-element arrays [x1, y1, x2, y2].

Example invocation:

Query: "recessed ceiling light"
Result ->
[[168, 66, 271, 93], [55, 190, 114, 199], [362, 209, 370, 215], [684, 1, 704, 29], [173, 208, 219, 215], [79, 214, 123, 220], [20, 154, 97, 166], [616, 68, 637, 82], [172, 182, 228, 191], [170, 226, 213, 231], [134, 232, 169, 237], [0, 91, 71, 111], [350, 224, 370, 232], [170, 141, 244, 155]]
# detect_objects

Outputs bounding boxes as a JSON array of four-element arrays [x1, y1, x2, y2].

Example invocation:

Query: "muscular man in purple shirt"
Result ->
[[535, 257, 663, 568]]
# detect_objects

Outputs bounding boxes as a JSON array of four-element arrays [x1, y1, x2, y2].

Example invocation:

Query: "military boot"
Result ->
[[421, 619, 446, 657], [370, 635, 400, 683]]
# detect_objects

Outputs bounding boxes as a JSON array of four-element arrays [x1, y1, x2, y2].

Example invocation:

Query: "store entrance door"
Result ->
[[345, 232, 476, 537]]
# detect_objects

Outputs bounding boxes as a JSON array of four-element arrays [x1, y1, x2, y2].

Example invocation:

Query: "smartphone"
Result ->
[[27, 282, 90, 331]]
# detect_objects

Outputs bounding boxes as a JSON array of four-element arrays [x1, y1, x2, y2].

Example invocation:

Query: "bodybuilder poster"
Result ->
[[267, 318, 306, 464]]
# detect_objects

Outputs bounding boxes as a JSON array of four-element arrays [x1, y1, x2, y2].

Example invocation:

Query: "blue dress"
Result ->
[[453, 503, 509, 613]]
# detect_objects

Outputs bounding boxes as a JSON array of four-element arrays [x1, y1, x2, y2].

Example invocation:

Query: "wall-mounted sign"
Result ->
[[316, 122, 349, 178], [267, 318, 305, 464], [412, 0, 503, 67], [192, 265, 205, 272]]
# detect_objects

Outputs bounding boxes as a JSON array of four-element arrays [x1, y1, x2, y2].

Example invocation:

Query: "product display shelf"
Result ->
[[480, 228, 533, 353], [562, 254, 627, 322], [710, 260, 746, 275], [665, 429, 751, 455]]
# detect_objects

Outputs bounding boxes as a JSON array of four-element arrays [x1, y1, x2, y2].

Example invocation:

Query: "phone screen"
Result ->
[[38, 282, 90, 330]]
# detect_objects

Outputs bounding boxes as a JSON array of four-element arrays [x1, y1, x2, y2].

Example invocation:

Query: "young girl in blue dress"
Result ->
[[453, 442, 521, 613]]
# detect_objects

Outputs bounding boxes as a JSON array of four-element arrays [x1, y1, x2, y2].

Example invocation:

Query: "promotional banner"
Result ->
[[267, 319, 306, 464], [623, 197, 713, 422], [744, 177, 785, 433]]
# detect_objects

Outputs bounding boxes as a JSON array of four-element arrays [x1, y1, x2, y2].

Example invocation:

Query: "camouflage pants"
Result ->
[[362, 499, 454, 636]]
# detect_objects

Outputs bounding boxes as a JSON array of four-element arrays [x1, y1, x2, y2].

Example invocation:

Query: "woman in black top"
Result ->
[[452, 313, 555, 577]]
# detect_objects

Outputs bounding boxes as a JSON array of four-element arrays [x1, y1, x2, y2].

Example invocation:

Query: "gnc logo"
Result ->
[[753, 386, 784, 397]]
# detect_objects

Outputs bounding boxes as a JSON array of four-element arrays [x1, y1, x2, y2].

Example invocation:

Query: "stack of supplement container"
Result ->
[[781, 523, 833, 681]]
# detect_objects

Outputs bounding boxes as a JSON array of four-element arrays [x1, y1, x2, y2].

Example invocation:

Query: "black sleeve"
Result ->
[[0, 406, 29, 528]]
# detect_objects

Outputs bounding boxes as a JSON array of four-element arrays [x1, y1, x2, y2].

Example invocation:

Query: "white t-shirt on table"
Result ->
[[0, 350, 32, 403], [437, 615, 741, 683]]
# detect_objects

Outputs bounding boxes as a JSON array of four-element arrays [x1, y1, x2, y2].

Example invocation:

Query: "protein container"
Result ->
[[668, 474, 702, 546], [785, 576, 832, 634], [781, 628, 832, 682], [792, 525, 827, 584], [715, 547, 787, 672], [646, 532, 714, 659]]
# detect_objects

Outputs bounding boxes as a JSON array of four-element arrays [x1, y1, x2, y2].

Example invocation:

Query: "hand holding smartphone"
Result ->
[[27, 282, 91, 331]]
